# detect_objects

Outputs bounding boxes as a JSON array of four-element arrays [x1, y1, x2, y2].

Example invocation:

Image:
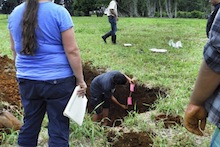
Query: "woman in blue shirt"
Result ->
[[8, 0, 87, 146]]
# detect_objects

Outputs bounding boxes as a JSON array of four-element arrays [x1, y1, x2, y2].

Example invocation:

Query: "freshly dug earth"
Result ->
[[83, 62, 167, 127], [0, 55, 183, 146], [0, 55, 20, 107], [108, 131, 155, 147]]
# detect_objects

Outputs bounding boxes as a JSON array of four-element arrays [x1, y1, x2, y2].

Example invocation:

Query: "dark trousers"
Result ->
[[108, 15, 117, 36], [17, 76, 76, 147], [102, 16, 117, 43]]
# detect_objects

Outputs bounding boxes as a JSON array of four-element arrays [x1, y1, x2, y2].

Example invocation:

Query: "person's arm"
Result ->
[[110, 9, 118, 21], [189, 60, 220, 106], [62, 28, 87, 96], [123, 73, 136, 84], [184, 9, 220, 136], [184, 60, 220, 136], [110, 9, 117, 17], [9, 32, 16, 60], [111, 96, 128, 109]]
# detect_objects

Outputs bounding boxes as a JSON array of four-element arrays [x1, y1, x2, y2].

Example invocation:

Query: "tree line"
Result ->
[[73, 0, 213, 18], [0, 0, 213, 18]]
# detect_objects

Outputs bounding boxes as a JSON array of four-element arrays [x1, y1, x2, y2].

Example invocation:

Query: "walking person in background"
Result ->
[[8, 0, 87, 146], [184, 0, 220, 146], [90, 71, 135, 126], [102, 0, 118, 44]]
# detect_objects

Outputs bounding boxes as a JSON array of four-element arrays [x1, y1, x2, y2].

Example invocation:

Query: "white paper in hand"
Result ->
[[63, 86, 88, 126]]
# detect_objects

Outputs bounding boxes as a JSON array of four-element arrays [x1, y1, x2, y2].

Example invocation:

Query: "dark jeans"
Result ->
[[108, 15, 117, 35], [90, 94, 111, 114], [17, 76, 76, 147]]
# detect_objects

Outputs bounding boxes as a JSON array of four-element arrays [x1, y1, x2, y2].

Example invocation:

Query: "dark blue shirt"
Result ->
[[90, 71, 122, 99]]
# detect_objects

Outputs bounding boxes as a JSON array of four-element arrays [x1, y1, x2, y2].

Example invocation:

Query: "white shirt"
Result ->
[[106, 0, 118, 16]]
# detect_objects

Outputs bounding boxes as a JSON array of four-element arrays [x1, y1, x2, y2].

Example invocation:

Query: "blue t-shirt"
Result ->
[[90, 71, 122, 99], [8, 2, 74, 80]]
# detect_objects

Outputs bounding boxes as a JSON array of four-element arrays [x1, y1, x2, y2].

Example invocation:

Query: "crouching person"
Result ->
[[90, 70, 135, 126]]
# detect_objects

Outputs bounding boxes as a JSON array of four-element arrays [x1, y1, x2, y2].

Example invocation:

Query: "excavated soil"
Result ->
[[108, 131, 155, 147], [0, 55, 183, 146]]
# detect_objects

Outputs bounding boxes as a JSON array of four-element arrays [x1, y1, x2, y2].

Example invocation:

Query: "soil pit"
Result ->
[[83, 62, 167, 127], [0, 55, 183, 146]]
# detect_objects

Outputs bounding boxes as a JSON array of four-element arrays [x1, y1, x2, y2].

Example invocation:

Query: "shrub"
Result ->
[[177, 11, 205, 19]]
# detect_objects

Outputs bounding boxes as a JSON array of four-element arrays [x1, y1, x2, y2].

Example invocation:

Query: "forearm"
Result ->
[[66, 50, 84, 83], [111, 96, 121, 106], [190, 60, 220, 105], [110, 9, 117, 17], [12, 51, 16, 61], [62, 28, 85, 84], [123, 74, 132, 83], [9, 33, 16, 60]]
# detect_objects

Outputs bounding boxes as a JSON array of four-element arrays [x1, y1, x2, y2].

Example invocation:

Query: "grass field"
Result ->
[[0, 14, 214, 146]]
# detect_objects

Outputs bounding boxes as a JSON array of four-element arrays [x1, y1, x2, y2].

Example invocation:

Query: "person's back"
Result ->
[[8, 2, 73, 80], [91, 71, 119, 91]]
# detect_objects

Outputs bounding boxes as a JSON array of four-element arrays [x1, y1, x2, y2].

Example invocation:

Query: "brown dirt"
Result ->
[[108, 131, 155, 147], [155, 113, 183, 129], [0, 55, 21, 107], [0, 55, 183, 146]]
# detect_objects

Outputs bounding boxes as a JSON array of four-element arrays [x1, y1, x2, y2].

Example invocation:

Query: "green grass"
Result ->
[[74, 16, 207, 115], [0, 14, 213, 146]]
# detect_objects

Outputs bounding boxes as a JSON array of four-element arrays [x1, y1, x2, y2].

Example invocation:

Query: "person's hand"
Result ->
[[116, 16, 119, 21], [131, 77, 137, 84], [76, 81, 87, 97], [120, 104, 128, 109], [184, 103, 207, 136]]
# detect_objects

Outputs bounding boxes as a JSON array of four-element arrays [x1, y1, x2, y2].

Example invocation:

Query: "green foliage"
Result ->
[[73, 0, 97, 16], [70, 0, 211, 18], [1, 130, 19, 145], [178, 0, 209, 12], [177, 11, 206, 19]]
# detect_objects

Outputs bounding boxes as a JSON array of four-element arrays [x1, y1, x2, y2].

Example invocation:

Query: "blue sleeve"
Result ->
[[57, 7, 74, 32]]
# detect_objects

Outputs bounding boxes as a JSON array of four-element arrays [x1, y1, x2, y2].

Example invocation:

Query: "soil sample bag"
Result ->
[[63, 86, 88, 126]]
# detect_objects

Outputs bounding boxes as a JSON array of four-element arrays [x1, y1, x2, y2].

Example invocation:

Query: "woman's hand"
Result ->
[[77, 81, 87, 97]]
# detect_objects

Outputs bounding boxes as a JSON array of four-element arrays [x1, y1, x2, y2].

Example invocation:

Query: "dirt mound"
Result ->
[[108, 131, 155, 147], [0, 55, 183, 146], [0, 55, 21, 107]]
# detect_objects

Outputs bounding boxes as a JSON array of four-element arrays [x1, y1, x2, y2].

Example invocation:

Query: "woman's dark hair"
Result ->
[[113, 73, 127, 85], [21, 0, 39, 55]]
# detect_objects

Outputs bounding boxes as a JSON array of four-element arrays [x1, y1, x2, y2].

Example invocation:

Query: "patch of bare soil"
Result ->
[[0, 55, 183, 146], [155, 113, 183, 129], [108, 131, 155, 147]]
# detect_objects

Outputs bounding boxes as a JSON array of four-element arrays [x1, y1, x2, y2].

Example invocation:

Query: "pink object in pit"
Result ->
[[130, 83, 135, 92], [127, 97, 132, 105]]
